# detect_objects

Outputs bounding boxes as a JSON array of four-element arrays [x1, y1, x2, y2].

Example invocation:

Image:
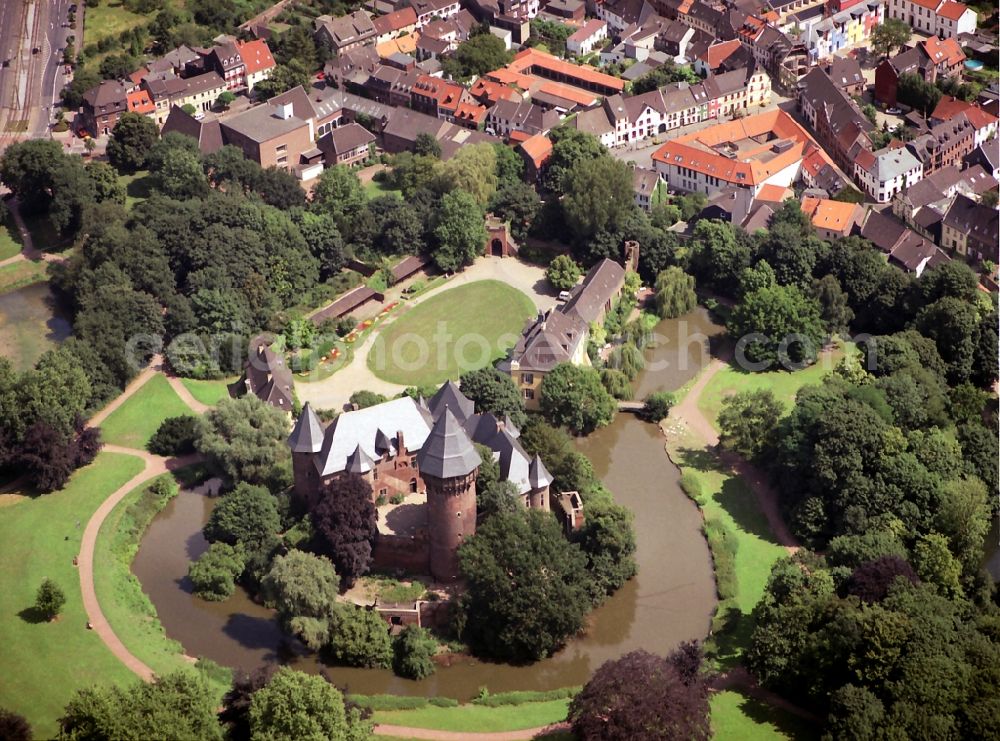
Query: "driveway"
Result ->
[[295, 256, 555, 412]]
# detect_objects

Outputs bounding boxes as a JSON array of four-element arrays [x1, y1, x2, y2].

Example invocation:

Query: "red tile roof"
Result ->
[[519, 133, 553, 169], [909, 0, 942, 10], [936, 0, 969, 18], [373, 7, 418, 35], [238, 39, 275, 75], [126, 89, 155, 115], [503, 48, 624, 92], [704, 39, 742, 68], [454, 100, 487, 124], [800, 196, 859, 233], [933, 95, 999, 129], [920, 35, 965, 67]]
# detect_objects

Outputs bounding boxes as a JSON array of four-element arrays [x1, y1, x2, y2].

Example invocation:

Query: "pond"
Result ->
[[133, 309, 725, 697], [0, 282, 72, 371]]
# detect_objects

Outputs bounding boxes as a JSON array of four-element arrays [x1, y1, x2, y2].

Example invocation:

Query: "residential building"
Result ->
[[861, 209, 951, 275], [693, 39, 750, 75], [411, 75, 470, 120], [501, 258, 625, 409], [885, 0, 976, 38], [567, 18, 609, 56], [497, 48, 626, 97], [633, 166, 663, 210], [737, 14, 808, 90], [854, 145, 924, 202], [799, 196, 862, 239], [941, 193, 999, 262], [965, 138, 1000, 179], [318, 122, 376, 165], [219, 100, 315, 170], [518, 133, 553, 181], [797, 0, 884, 63], [598, 0, 655, 34], [486, 99, 561, 137], [539, 0, 586, 21], [931, 95, 999, 146], [315, 11, 378, 54], [409, 0, 463, 28], [372, 6, 419, 41], [797, 67, 875, 175], [205, 40, 246, 91], [823, 56, 865, 96], [81, 80, 128, 136], [236, 340, 294, 412], [651, 108, 837, 197], [906, 112, 976, 175], [874, 36, 965, 107], [238, 39, 277, 91]]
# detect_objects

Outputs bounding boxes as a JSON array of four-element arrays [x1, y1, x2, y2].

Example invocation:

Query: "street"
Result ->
[[0, 0, 75, 153]]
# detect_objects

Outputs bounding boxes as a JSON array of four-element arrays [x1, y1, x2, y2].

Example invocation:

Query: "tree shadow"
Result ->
[[716, 477, 784, 547], [221, 612, 289, 655], [710, 606, 755, 671], [737, 690, 821, 740], [17, 606, 48, 624]]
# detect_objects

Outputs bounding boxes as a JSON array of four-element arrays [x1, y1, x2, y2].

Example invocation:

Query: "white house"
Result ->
[[566, 19, 608, 57], [886, 0, 977, 38], [855, 146, 924, 202]]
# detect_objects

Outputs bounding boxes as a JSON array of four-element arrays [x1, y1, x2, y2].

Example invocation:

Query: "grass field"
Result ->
[[364, 179, 402, 200], [0, 453, 147, 738], [711, 690, 818, 740], [372, 699, 570, 732], [180, 377, 234, 407], [83, 1, 152, 50], [0, 259, 48, 294], [696, 342, 851, 430], [100, 374, 193, 449], [367, 280, 535, 386], [119, 170, 153, 209], [0, 220, 23, 261]]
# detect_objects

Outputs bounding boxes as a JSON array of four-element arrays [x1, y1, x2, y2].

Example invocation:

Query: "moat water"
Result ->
[[133, 309, 724, 697], [0, 282, 71, 371]]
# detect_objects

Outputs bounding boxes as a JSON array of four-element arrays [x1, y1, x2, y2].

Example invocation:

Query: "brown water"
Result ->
[[133, 309, 725, 698], [0, 282, 72, 371]]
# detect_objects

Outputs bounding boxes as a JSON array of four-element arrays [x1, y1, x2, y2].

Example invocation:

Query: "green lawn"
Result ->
[[94, 472, 231, 695], [0, 259, 47, 294], [363, 179, 402, 200], [119, 170, 153, 209], [100, 374, 194, 449], [83, 2, 152, 50], [372, 699, 570, 732], [367, 280, 535, 386], [711, 690, 818, 740], [180, 377, 235, 407], [0, 453, 147, 738], [0, 220, 23, 260], [696, 343, 853, 430]]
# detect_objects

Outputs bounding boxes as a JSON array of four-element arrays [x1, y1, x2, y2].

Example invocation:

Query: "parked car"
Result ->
[[557, 291, 571, 301], [886, 107, 901, 115]]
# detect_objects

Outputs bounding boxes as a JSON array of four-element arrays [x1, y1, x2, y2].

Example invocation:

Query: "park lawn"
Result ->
[[368, 280, 535, 386], [0, 453, 146, 738], [696, 342, 852, 431], [363, 179, 402, 200], [711, 690, 818, 740], [180, 377, 235, 407], [119, 170, 153, 209], [371, 699, 570, 732], [0, 259, 47, 294], [83, 2, 151, 50], [100, 374, 194, 449], [0, 220, 23, 260], [93, 472, 231, 698]]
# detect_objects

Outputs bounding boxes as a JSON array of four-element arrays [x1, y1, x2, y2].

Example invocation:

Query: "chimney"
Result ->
[[276, 101, 294, 120], [397, 429, 406, 455]]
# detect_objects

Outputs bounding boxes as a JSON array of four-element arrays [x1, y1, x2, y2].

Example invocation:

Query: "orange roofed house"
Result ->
[[800, 196, 863, 240], [489, 48, 625, 98], [651, 108, 836, 197], [411, 75, 471, 121]]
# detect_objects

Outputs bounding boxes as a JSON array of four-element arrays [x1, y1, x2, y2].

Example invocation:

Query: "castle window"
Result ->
[[521, 372, 534, 384], [524, 388, 535, 400], [380, 488, 387, 497]]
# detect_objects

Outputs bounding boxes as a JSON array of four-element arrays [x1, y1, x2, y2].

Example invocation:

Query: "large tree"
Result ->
[[569, 646, 711, 741], [430, 189, 487, 272], [106, 112, 160, 174], [249, 668, 372, 741], [326, 603, 394, 668], [870, 18, 911, 59], [203, 483, 280, 549], [59, 672, 223, 741], [441, 33, 512, 79], [458, 510, 594, 662], [433, 143, 497, 206], [487, 182, 540, 243], [728, 284, 825, 368], [310, 474, 378, 589], [393, 624, 437, 679], [543, 128, 605, 195], [562, 156, 636, 242], [459, 367, 527, 428], [653, 266, 697, 319], [310, 165, 365, 233], [196, 396, 290, 487], [546, 254, 582, 291], [575, 501, 637, 599], [717, 389, 784, 461], [539, 363, 617, 435], [261, 550, 339, 650]]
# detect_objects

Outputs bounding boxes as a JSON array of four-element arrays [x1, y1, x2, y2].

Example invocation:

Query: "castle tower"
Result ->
[[528, 454, 553, 510], [287, 403, 324, 509], [624, 240, 640, 274], [416, 408, 482, 582]]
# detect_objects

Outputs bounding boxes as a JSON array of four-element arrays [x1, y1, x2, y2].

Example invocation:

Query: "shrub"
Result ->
[[348, 695, 430, 711], [392, 625, 438, 680], [188, 543, 246, 601], [703, 518, 737, 601], [678, 472, 703, 503], [35, 578, 66, 620], [349, 390, 388, 409], [471, 687, 580, 706], [600, 368, 633, 400], [389, 493, 405, 505], [147, 415, 200, 456], [0, 708, 31, 741], [641, 391, 675, 422], [334, 316, 357, 337]]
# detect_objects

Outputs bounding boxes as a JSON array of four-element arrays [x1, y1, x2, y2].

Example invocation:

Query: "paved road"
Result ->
[[0, 0, 74, 153]]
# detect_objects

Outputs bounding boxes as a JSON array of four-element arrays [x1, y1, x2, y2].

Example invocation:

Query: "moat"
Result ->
[[133, 309, 723, 697]]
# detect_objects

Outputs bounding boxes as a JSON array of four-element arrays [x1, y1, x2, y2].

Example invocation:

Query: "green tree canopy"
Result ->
[[460, 367, 528, 428], [249, 667, 372, 741], [326, 603, 394, 668], [562, 156, 636, 242], [546, 254, 582, 291], [539, 363, 617, 434], [393, 625, 437, 679], [430, 189, 487, 272], [441, 33, 513, 79], [196, 396, 290, 487], [718, 389, 784, 461], [653, 266, 697, 319], [107, 112, 159, 173], [728, 284, 825, 368], [188, 542, 246, 601], [203, 483, 280, 549], [458, 510, 594, 662]]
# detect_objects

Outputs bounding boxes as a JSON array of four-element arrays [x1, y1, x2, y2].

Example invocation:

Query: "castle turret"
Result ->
[[288, 403, 324, 508], [417, 407, 481, 582], [528, 454, 553, 510]]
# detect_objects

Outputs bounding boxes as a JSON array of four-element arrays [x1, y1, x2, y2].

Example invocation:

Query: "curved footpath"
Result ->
[[0, 197, 70, 268], [668, 355, 800, 552]]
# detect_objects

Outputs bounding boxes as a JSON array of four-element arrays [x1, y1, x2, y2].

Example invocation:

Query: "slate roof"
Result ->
[[319, 122, 376, 158], [501, 309, 587, 373], [428, 380, 475, 421], [288, 403, 325, 453], [242, 341, 294, 410], [529, 455, 553, 489], [563, 258, 626, 324], [416, 408, 482, 480], [161, 106, 224, 153]]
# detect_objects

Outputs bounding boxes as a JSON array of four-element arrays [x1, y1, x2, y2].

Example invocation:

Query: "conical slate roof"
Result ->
[[374, 428, 393, 456], [287, 403, 324, 453], [428, 380, 475, 422], [345, 444, 375, 474], [416, 407, 482, 480], [529, 454, 553, 489], [503, 414, 520, 438]]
